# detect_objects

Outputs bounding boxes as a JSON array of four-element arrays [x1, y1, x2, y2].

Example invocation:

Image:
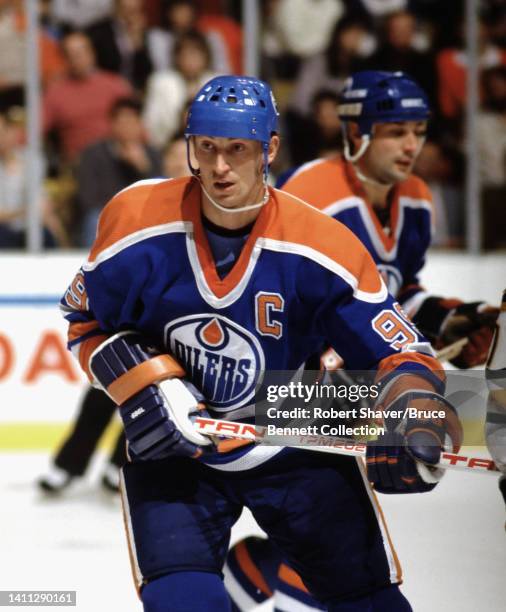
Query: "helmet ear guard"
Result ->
[[338, 70, 430, 162], [185, 136, 200, 177]]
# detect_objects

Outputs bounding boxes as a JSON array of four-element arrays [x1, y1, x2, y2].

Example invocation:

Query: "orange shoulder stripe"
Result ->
[[282, 157, 352, 210], [264, 190, 384, 296], [88, 177, 198, 263], [400, 174, 435, 228], [398, 174, 433, 202]]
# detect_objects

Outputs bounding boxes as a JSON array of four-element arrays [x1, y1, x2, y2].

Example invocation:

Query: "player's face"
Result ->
[[193, 135, 278, 211], [359, 121, 427, 184]]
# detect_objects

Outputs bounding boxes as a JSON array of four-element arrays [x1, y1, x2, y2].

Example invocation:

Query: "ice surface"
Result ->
[[1, 452, 505, 611]]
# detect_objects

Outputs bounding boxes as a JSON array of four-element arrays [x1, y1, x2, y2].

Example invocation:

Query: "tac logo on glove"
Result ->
[[165, 314, 265, 411], [130, 407, 146, 420]]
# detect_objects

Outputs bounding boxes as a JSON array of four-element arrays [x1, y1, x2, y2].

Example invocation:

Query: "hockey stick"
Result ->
[[193, 416, 499, 475], [435, 338, 468, 362]]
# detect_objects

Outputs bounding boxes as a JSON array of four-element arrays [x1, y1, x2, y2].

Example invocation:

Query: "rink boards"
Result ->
[[0, 252, 505, 449]]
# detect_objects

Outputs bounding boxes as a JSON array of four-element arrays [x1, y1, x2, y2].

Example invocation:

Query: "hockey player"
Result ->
[[486, 289, 506, 525], [60, 75, 463, 611], [281, 70, 498, 369], [226, 71, 499, 612], [37, 387, 125, 494]]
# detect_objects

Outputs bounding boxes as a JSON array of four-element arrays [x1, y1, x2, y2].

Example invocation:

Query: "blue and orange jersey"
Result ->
[[61, 176, 442, 467], [281, 156, 434, 318]]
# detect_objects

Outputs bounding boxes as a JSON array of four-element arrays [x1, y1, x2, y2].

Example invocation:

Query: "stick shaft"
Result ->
[[194, 416, 499, 475], [435, 337, 469, 362]]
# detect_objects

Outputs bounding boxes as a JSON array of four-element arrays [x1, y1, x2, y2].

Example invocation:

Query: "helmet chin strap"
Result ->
[[343, 131, 391, 188], [199, 180, 270, 215], [352, 164, 387, 188]]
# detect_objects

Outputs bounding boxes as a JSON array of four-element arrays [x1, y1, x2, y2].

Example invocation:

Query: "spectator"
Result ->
[[37, 387, 126, 495], [273, 0, 344, 57], [86, 0, 153, 92], [262, 0, 344, 79], [147, 0, 230, 73], [478, 65, 506, 250], [38, 0, 60, 41], [0, 109, 63, 249], [355, 0, 408, 18], [143, 30, 216, 148], [406, 0, 462, 48], [162, 131, 190, 179], [287, 89, 343, 166], [76, 97, 162, 247], [477, 65, 506, 187], [196, 5, 243, 74], [366, 10, 436, 105], [43, 31, 132, 165], [413, 139, 464, 248], [480, 0, 506, 50], [436, 18, 506, 122], [311, 90, 343, 158], [50, 0, 113, 31], [143, 0, 163, 26], [0, 109, 28, 247], [0, 0, 65, 111], [289, 15, 373, 117]]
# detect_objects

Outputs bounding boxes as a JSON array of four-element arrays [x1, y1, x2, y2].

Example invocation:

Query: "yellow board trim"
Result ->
[[0, 421, 122, 451]]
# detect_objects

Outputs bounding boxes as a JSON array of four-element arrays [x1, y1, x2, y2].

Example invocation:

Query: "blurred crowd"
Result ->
[[0, 0, 505, 250]]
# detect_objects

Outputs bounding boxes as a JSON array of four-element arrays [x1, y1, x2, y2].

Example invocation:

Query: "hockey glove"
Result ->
[[414, 298, 498, 368], [89, 332, 214, 461], [366, 390, 463, 494]]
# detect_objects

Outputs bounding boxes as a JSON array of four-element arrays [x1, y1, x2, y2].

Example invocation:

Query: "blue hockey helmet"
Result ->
[[185, 75, 279, 179], [186, 75, 279, 143], [338, 70, 430, 135], [337, 71, 430, 162]]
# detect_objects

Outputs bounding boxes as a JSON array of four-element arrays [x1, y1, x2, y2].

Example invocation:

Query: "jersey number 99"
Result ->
[[372, 304, 418, 350]]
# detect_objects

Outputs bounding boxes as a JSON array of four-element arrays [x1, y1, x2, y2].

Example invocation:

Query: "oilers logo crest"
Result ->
[[165, 314, 265, 411]]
